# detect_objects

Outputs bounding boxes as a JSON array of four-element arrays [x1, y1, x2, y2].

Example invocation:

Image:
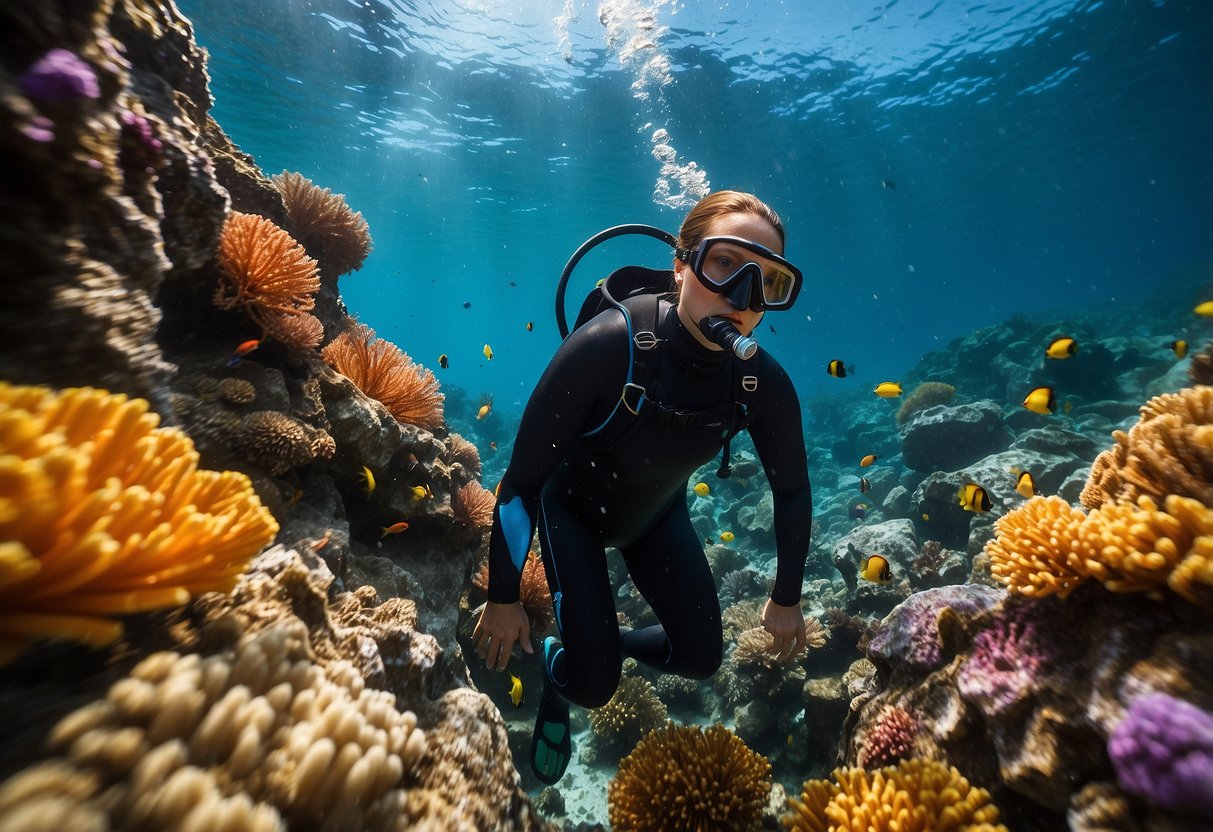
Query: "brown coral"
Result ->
[[213, 211, 321, 337], [608, 723, 771, 832], [472, 551, 554, 631], [1080, 386, 1213, 510], [732, 617, 830, 669], [783, 758, 1007, 832], [454, 481, 497, 529], [231, 410, 335, 476], [985, 493, 1213, 604], [272, 171, 372, 276], [589, 676, 668, 752], [261, 309, 325, 350], [1189, 343, 1213, 386], [0, 384, 278, 664], [896, 381, 956, 426], [446, 433, 482, 481], [217, 377, 256, 405], [0, 623, 427, 830], [321, 322, 444, 431]]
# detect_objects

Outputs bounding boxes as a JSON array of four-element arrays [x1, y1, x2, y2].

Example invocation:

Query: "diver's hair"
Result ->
[[676, 190, 786, 254]]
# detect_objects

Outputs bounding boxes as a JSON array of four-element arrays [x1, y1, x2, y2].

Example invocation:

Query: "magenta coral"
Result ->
[[860, 705, 919, 768], [1108, 693, 1213, 818], [20, 49, 100, 104], [957, 603, 1049, 717]]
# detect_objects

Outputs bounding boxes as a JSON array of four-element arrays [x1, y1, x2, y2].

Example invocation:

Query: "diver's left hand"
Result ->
[[760, 598, 807, 663]]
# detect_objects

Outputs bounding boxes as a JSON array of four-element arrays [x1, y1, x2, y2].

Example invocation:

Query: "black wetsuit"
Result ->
[[487, 297, 812, 708]]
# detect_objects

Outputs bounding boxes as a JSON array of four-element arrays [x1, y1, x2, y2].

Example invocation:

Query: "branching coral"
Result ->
[[783, 758, 1007, 832], [722, 601, 763, 642], [0, 383, 278, 664], [472, 551, 554, 631], [213, 211, 321, 338], [732, 617, 830, 670], [0, 623, 428, 830], [231, 410, 335, 476], [321, 322, 444, 431], [454, 481, 496, 529], [986, 494, 1213, 603], [859, 706, 919, 769], [589, 675, 667, 753], [1107, 692, 1213, 818], [1080, 386, 1213, 510], [896, 381, 956, 426], [608, 723, 771, 832], [272, 171, 372, 277]]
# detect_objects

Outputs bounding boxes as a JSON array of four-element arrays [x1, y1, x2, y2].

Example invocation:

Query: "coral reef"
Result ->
[[231, 409, 336, 476], [588, 675, 667, 760], [272, 170, 373, 277], [0, 383, 278, 664], [858, 705, 919, 769], [1107, 692, 1213, 819], [895, 381, 956, 425], [783, 758, 1008, 832], [608, 723, 771, 832], [446, 432, 483, 481], [213, 211, 321, 342], [956, 603, 1051, 718], [321, 322, 445, 432], [454, 481, 497, 529]]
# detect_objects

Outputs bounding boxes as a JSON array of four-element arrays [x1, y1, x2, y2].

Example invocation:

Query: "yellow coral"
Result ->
[[783, 758, 1007, 832], [0, 384, 278, 663], [609, 723, 771, 832], [985, 496, 1093, 598]]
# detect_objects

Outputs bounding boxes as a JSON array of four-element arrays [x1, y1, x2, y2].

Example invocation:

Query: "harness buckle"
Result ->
[[621, 383, 647, 416], [741, 375, 758, 392], [634, 330, 658, 350]]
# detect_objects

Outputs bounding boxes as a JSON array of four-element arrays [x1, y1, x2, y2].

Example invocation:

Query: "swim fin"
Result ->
[[530, 637, 571, 785]]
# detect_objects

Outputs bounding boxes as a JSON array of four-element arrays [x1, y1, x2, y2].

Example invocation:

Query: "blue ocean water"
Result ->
[[180, 0, 1211, 420]]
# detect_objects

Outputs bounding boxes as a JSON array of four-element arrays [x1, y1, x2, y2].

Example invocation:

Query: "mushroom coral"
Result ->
[[608, 722, 771, 832], [783, 758, 1007, 832], [0, 383, 278, 664], [321, 322, 444, 432], [985, 493, 1213, 604]]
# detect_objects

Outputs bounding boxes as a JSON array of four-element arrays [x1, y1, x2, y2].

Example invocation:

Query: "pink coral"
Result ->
[[957, 603, 1050, 717], [860, 706, 919, 768]]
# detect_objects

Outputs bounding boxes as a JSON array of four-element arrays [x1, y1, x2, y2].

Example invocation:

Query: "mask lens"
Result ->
[[694, 238, 801, 309], [762, 264, 796, 305]]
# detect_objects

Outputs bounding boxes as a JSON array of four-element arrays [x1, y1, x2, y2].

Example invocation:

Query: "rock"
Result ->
[[899, 400, 1014, 472]]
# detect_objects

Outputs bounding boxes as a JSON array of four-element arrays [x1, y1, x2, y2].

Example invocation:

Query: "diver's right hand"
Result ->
[[472, 601, 533, 671]]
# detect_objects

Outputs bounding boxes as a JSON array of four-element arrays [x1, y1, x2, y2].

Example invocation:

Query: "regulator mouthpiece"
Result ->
[[699, 316, 758, 360]]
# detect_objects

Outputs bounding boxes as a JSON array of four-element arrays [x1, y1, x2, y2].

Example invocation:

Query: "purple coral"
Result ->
[[957, 603, 1049, 717], [867, 584, 1003, 674], [1108, 693, 1213, 818], [20, 49, 100, 104]]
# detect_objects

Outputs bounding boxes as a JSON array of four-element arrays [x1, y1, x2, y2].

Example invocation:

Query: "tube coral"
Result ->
[[609, 723, 772, 832], [0, 383, 279, 664], [213, 211, 321, 338], [321, 322, 444, 432], [1108, 692, 1213, 818], [783, 758, 1007, 832], [272, 171, 373, 277]]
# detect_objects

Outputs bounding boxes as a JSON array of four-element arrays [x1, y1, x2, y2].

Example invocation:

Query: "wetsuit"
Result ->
[[487, 297, 812, 709]]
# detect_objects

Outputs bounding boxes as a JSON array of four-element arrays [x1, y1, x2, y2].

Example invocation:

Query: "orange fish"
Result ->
[[227, 338, 261, 367], [860, 454, 878, 468], [476, 393, 494, 420], [380, 521, 409, 538]]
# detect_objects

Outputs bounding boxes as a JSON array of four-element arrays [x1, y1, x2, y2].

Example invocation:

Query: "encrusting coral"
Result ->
[[608, 723, 771, 832], [272, 171, 373, 277], [0, 383, 278, 664], [0, 622, 429, 831], [472, 551, 554, 631], [321, 321, 445, 432], [783, 758, 1008, 832], [213, 212, 321, 343], [896, 381, 956, 426]]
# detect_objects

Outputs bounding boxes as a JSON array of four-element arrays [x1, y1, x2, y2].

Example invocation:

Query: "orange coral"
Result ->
[[454, 481, 496, 529], [0, 384, 279, 664], [321, 322, 444, 431], [472, 551, 553, 631], [213, 212, 321, 338], [272, 171, 372, 276]]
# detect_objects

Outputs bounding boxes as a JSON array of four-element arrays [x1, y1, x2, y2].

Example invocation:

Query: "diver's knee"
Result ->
[[680, 641, 723, 680]]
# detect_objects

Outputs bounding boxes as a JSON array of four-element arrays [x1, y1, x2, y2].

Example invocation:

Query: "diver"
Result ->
[[472, 190, 813, 785]]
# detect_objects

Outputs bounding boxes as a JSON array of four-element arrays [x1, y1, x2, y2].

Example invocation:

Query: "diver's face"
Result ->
[[674, 212, 780, 349]]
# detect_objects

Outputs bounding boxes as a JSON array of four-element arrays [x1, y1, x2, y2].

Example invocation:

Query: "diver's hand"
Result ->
[[760, 597, 807, 663], [472, 601, 533, 671]]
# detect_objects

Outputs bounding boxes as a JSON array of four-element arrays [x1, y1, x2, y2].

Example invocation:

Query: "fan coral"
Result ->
[[261, 309, 325, 350], [859, 706, 919, 768], [445, 433, 482, 480], [213, 212, 321, 337], [454, 481, 497, 529], [321, 322, 444, 431], [609, 723, 771, 832], [589, 676, 667, 752], [1080, 386, 1213, 510], [231, 410, 336, 476], [896, 381, 956, 426], [472, 551, 554, 631], [1107, 692, 1213, 818], [0, 383, 278, 664], [272, 171, 373, 276], [783, 758, 1007, 832], [0, 623, 428, 829], [720, 568, 761, 605], [986, 494, 1213, 603]]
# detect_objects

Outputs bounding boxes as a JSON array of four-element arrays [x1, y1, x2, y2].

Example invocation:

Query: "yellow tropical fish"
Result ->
[[859, 555, 892, 583], [483, 343, 494, 360], [477, 393, 493, 420], [1169, 340, 1188, 359], [1015, 471, 1036, 498], [873, 381, 903, 398], [1023, 386, 1055, 415], [958, 483, 992, 513], [860, 454, 878, 468], [693, 482, 710, 497], [719, 531, 735, 543], [508, 673, 524, 708], [1045, 336, 1077, 359], [361, 465, 376, 497], [410, 484, 432, 501], [1194, 301, 1213, 317]]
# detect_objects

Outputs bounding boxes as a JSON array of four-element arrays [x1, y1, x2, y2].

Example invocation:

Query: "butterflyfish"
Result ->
[[860, 454, 878, 468], [1169, 340, 1188, 359], [476, 393, 494, 420], [410, 484, 432, 501], [827, 359, 853, 378], [526, 321, 534, 332], [360, 465, 376, 497], [873, 381, 903, 398], [380, 521, 409, 538], [483, 343, 493, 360], [438, 353, 449, 369], [693, 482, 710, 497], [859, 555, 892, 583], [859, 476, 871, 493], [1023, 386, 1056, 415], [508, 674, 524, 708], [719, 531, 735, 543], [958, 483, 992, 513], [1015, 471, 1036, 498], [1045, 336, 1077, 359]]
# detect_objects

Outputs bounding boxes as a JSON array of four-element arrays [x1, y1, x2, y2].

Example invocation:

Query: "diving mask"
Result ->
[[679, 235, 803, 312]]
